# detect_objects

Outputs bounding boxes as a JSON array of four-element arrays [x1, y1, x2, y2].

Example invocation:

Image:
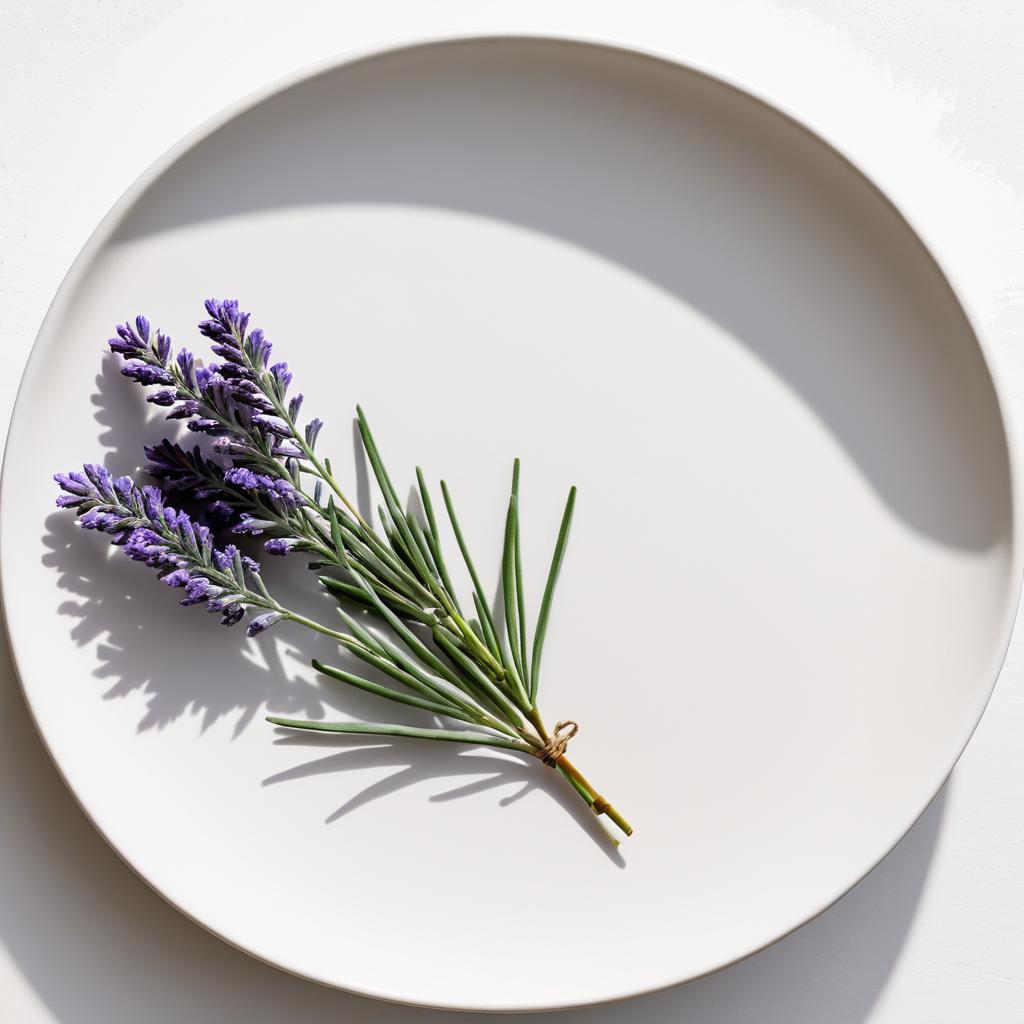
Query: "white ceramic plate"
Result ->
[[2, 36, 1020, 1012]]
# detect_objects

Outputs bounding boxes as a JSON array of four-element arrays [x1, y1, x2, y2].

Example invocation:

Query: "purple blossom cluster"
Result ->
[[54, 462, 284, 636], [54, 299, 332, 638], [105, 299, 321, 554]]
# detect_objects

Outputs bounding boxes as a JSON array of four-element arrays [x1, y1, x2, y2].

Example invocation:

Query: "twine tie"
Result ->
[[536, 720, 578, 766]]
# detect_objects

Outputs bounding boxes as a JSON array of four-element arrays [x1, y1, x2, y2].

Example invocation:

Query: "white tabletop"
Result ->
[[2, 2, 1023, 1021]]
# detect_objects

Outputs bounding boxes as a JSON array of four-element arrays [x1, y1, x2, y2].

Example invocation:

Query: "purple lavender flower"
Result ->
[[53, 465, 283, 631], [186, 417, 224, 435], [251, 414, 291, 437], [107, 316, 150, 354], [232, 513, 269, 536], [304, 418, 324, 448], [146, 388, 177, 407], [247, 610, 286, 637], [222, 466, 262, 490], [107, 301, 326, 459], [265, 537, 299, 556], [181, 575, 219, 606], [223, 466, 304, 510], [84, 298, 336, 629], [166, 400, 202, 420], [54, 470, 93, 497], [270, 362, 293, 393]]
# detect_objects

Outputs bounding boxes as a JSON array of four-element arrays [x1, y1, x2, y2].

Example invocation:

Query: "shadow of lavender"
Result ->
[[0, 612, 946, 1024], [42, 349, 623, 861]]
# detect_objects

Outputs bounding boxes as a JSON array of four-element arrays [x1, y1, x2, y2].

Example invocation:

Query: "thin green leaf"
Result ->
[[318, 575, 430, 624], [337, 636, 469, 713], [440, 480, 500, 644], [354, 406, 402, 509], [416, 466, 462, 614], [529, 485, 576, 702], [406, 513, 443, 587], [333, 606, 478, 717], [471, 591, 502, 661], [312, 658, 464, 719], [266, 717, 532, 751], [339, 524, 430, 604], [357, 407, 433, 584], [378, 504, 437, 597], [432, 628, 526, 730], [345, 563, 463, 687], [511, 459, 529, 694], [502, 493, 526, 690], [327, 498, 344, 557]]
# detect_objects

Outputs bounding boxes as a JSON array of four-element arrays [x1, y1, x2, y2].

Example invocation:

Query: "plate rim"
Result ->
[[2, 30, 1022, 1012]]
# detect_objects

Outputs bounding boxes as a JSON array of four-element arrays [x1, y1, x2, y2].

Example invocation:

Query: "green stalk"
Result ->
[[312, 658, 465, 719], [529, 486, 576, 703], [511, 460, 529, 695], [266, 718, 532, 752]]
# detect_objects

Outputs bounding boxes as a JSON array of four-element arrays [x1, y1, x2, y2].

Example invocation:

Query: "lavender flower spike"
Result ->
[[105, 302, 328, 546], [54, 465, 286, 633]]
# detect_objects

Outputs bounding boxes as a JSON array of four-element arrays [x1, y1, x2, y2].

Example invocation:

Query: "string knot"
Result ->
[[537, 720, 578, 766]]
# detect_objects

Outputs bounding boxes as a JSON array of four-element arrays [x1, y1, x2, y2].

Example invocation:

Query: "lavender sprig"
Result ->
[[55, 464, 280, 633], [111, 302, 307, 498], [60, 300, 635, 838]]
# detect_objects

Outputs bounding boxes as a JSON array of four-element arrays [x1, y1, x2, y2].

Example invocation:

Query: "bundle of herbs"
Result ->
[[54, 300, 632, 838]]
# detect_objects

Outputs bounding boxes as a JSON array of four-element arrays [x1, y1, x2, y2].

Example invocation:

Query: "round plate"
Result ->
[[2, 36, 1019, 1012]]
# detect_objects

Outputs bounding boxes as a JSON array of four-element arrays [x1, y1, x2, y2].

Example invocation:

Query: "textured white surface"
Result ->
[[1, 2, 1023, 1021]]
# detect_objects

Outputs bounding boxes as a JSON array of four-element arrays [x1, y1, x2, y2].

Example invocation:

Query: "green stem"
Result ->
[[283, 611, 349, 643]]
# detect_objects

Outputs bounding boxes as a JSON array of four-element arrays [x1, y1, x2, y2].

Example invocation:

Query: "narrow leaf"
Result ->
[[416, 466, 462, 613], [502, 493, 526, 691], [318, 574, 429, 624], [327, 498, 344, 557], [440, 480, 500, 643], [357, 407, 432, 584], [338, 636, 467, 713], [432, 628, 525, 730], [529, 485, 576, 702], [335, 606, 487, 721], [511, 459, 529, 693], [312, 658, 464, 719], [472, 591, 502, 661], [266, 717, 531, 751], [345, 563, 462, 686]]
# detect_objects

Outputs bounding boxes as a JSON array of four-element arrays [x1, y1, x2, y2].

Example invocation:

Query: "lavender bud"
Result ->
[[186, 418, 223, 434], [264, 537, 298, 556], [246, 610, 286, 637], [304, 418, 324, 449], [53, 471, 93, 496], [155, 330, 172, 364], [121, 360, 174, 386], [271, 362, 293, 394], [224, 467, 261, 490], [167, 400, 201, 420], [176, 349, 197, 389], [232, 514, 273, 536], [252, 414, 291, 437]]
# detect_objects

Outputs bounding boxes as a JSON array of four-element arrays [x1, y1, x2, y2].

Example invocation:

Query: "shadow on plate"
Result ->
[[0, 623, 945, 1021], [112, 37, 1013, 553]]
